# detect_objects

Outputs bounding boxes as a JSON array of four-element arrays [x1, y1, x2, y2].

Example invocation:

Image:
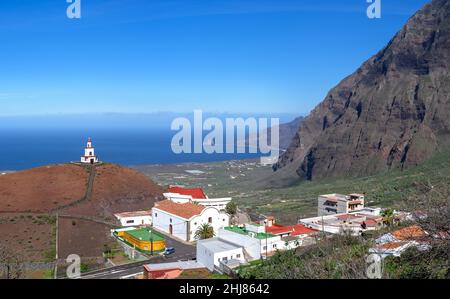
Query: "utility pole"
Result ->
[[150, 229, 153, 256], [321, 215, 324, 233], [54, 213, 59, 279], [264, 219, 268, 259]]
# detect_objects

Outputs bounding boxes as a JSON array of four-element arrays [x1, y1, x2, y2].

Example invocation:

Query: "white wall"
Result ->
[[152, 209, 188, 241], [214, 248, 244, 270], [189, 208, 229, 241], [197, 241, 215, 271], [152, 207, 229, 242], [193, 198, 232, 210], [163, 193, 192, 204], [245, 223, 265, 234], [217, 228, 261, 260], [259, 236, 282, 254], [196, 240, 245, 272], [118, 215, 152, 227], [84, 148, 95, 157]]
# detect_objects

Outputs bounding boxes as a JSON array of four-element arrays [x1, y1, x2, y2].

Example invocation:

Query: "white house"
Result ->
[[114, 211, 152, 227], [194, 221, 317, 273], [152, 199, 230, 242], [217, 225, 287, 260], [80, 137, 99, 164], [163, 186, 232, 210], [196, 238, 245, 272]]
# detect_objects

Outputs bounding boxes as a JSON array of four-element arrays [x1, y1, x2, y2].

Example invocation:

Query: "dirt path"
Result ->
[[51, 165, 96, 213]]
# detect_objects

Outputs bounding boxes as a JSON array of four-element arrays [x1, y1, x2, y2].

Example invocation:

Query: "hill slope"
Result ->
[[0, 164, 88, 212], [64, 164, 165, 218], [274, 0, 450, 183], [0, 163, 164, 214]]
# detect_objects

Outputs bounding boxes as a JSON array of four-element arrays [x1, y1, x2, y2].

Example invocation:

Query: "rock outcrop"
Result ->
[[274, 0, 450, 181]]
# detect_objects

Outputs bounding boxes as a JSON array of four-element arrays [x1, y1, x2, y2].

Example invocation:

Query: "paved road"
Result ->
[[79, 235, 196, 279]]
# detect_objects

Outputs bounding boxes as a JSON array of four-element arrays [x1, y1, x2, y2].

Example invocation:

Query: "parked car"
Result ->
[[163, 247, 175, 256]]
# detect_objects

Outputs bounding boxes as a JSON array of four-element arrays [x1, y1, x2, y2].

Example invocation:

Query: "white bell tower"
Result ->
[[80, 137, 99, 164]]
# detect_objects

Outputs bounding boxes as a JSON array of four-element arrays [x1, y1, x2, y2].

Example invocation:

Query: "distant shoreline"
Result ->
[[0, 156, 267, 173], [0, 170, 16, 175], [130, 156, 262, 167]]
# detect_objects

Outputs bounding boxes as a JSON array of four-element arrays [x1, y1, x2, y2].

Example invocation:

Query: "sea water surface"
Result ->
[[0, 128, 261, 171]]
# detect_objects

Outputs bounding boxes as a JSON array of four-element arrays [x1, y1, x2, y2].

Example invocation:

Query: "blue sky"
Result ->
[[0, 0, 429, 116]]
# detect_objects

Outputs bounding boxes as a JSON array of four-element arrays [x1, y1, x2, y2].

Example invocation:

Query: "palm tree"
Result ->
[[381, 208, 395, 227], [195, 223, 215, 240]]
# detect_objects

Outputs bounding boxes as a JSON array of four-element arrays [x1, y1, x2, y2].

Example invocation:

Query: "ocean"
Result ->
[[0, 128, 261, 171]]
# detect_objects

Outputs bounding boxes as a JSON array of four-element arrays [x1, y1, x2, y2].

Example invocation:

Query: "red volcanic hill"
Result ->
[[0, 163, 164, 216]]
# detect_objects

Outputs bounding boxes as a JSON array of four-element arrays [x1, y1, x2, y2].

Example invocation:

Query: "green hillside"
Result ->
[[139, 149, 450, 225], [241, 149, 450, 224]]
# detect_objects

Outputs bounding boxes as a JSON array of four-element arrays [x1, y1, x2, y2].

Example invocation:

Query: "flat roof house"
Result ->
[[318, 193, 365, 216], [300, 211, 383, 235], [114, 210, 152, 227], [197, 238, 245, 272], [217, 224, 285, 259]]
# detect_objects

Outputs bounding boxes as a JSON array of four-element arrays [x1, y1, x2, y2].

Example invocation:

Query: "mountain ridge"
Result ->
[[273, 0, 450, 184]]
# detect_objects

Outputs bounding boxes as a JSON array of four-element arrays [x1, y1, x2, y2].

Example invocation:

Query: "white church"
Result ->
[[152, 186, 231, 242], [80, 137, 99, 164]]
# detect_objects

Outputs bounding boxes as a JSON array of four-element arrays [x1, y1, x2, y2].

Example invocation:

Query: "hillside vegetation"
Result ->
[[141, 149, 450, 224]]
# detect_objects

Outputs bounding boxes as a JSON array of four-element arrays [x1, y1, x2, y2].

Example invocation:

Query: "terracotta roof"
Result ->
[[168, 186, 207, 199], [154, 199, 205, 220], [145, 267, 183, 279], [380, 242, 407, 250], [290, 224, 319, 236], [392, 225, 426, 241]]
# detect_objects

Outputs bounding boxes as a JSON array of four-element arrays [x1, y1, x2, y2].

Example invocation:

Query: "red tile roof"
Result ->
[[168, 186, 207, 199], [154, 199, 206, 220], [380, 242, 407, 250], [265, 224, 292, 235], [360, 219, 379, 226], [289, 224, 319, 236], [265, 223, 318, 236]]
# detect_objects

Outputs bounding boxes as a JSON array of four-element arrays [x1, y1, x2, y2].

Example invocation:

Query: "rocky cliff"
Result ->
[[274, 0, 450, 182]]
